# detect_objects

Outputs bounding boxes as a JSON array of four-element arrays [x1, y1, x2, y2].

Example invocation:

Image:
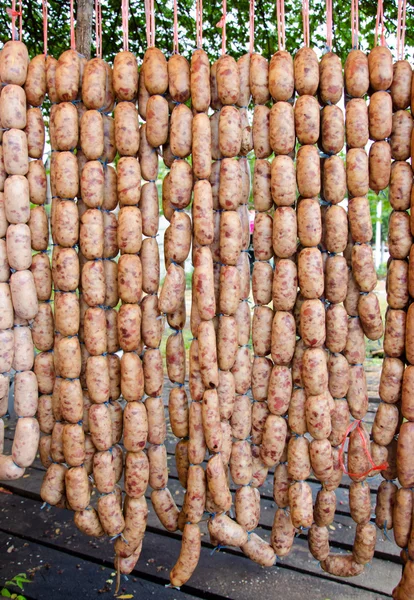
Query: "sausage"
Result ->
[[369, 141, 391, 193], [368, 45, 393, 91], [294, 47, 319, 96], [346, 98, 369, 148], [289, 481, 313, 528], [271, 155, 296, 207], [344, 49, 369, 97], [208, 514, 248, 547], [296, 145, 320, 199], [319, 51, 343, 105]]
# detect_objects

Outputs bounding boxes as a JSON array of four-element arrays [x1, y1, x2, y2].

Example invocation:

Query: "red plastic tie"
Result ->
[[338, 420, 388, 479], [7, 0, 22, 42]]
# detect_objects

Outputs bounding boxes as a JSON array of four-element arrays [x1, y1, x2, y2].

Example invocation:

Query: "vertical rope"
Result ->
[[173, 0, 179, 54], [302, 0, 309, 47], [351, 0, 359, 49], [121, 0, 129, 51], [374, 0, 385, 46], [70, 0, 76, 50], [216, 0, 227, 56], [95, 0, 102, 58], [145, 0, 155, 47], [8, 0, 22, 42], [249, 0, 254, 54], [18, 0, 22, 40], [11, 0, 16, 41], [326, 0, 333, 51], [43, 0, 48, 55], [396, 0, 407, 60], [276, 0, 285, 51], [195, 0, 203, 48]]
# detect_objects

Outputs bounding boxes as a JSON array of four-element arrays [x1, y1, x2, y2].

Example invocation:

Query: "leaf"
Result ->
[[116, 595, 134, 599], [1, 589, 12, 598]]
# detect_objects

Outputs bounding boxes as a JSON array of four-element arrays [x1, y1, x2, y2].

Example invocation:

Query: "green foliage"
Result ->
[[1, 572, 30, 600], [368, 188, 392, 244], [2, 0, 414, 63], [376, 261, 387, 279]]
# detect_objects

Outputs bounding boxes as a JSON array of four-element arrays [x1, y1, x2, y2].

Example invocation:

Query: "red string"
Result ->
[[70, 0, 76, 50], [276, 0, 285, 51], [216, 0, 226, 56], [121, 0, 129, 51], [302, 0, 309, 47], [350, 0, 359, 49], [326, 0, 332, 51], [338, 420, 388, 479], [144, 0, 155, 47], [95, 0, 102, 58], [396, 0, 407, 60], [195, 0, 203, 48], [43, 0, 48, 55], [249, 0, 254, 54], [7, 0, 22, 41], [173, 0, 179, 54], [374, 0, 385, 46]]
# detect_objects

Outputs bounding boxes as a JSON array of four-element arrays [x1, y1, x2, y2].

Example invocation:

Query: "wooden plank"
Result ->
[[0, 493, 395, 599], [0, 531, 199, 600]]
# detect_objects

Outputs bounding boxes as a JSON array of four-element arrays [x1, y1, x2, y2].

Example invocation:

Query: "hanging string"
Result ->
[[338, 420, 388, 479], [18, 0, 22, 40], [42, 0, 48, 55], [95, 0, 102, 58], [144, 0, 155, 47], [121, 0, 129, 51], [70, 0, 76, 50], [396, 0, 407, 60], [302, 0, 310, 47], [374, 0, 385, 46], [195, 0, 203, 49], [249, 0, 254, 54], [216, 0, 227, 56], [350, 0, 359, 49], [326, 0, 333, 51], [7, 0, 22, 42], [276, 0, 285, 51], [173, 0, 179, 54]]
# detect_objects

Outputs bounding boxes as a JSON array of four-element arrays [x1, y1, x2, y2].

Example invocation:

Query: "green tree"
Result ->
[[1, 0, 413, 63]]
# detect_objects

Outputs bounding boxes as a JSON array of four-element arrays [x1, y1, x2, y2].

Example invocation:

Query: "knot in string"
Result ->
[[338, 420, 388, 478]]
